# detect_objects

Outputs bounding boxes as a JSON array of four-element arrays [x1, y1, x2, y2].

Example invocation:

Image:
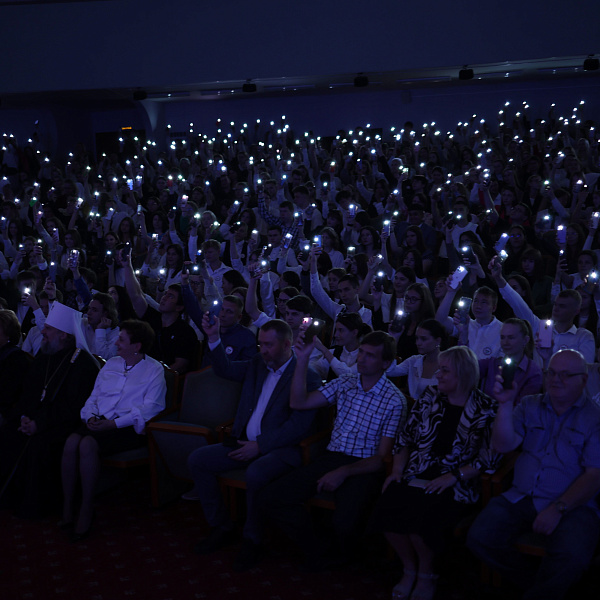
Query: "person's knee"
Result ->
[[187, 446, 208, 473], [62, 433, 82, 456], [78, 435, 99, 457]]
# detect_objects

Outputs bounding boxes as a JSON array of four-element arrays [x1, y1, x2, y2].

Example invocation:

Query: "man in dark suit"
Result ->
[[188, 316, 321, 568]]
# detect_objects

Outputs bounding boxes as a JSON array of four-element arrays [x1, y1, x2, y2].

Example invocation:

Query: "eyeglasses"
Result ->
[[404, 295, 421, 303], [546, 369, 586, 383]]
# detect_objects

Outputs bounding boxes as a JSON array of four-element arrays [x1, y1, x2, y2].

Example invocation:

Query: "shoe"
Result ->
[[233, 539, 264, 572], [409, 572, 439, 600], [71, 510, 95, 543], [181, 489, 201, 501], [193, 528, 237, 555], [71, 527, 92, 543], [391, 568, 417, 600]]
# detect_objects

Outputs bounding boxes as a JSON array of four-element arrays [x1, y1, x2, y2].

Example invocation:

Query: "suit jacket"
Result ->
[[394, 221, 437, 254], [210, 343, 321, 463]]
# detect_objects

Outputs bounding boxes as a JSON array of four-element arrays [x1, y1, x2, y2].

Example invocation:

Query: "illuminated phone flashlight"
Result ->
[[37, 238, 42, 244], [159, 268, 166, 277], [23, 287, 31, 296], [499, 250, 509, 262], [458, 299, 466, 309], [106, 250, 112, 257], [76, 197, 84, 208], [135, 269, 140, 276]]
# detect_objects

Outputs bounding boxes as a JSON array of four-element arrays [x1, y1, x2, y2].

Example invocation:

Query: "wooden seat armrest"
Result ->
[[216, 420, 235, 442], [146, 422, 214, 442]]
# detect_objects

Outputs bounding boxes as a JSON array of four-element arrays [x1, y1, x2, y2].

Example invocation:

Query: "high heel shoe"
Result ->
[[391, 568, 417, 600], [71, 510, 95, 543], [57, 519, 74, 531]]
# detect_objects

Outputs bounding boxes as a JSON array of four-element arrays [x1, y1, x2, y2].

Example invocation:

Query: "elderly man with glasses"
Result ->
[[468, 349, 600, 600]]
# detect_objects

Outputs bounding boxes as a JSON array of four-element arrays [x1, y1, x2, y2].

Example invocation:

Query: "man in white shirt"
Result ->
[[309, 251, 372, 327], [437, 285, 503, 360], [201, 239, 231, 294]]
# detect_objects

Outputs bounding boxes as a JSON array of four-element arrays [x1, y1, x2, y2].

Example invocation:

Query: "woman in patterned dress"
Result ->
[[371, 346, 501, 600]]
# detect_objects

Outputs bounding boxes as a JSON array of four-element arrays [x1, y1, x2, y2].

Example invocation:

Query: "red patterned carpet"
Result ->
[[1, 472, 597, 600]]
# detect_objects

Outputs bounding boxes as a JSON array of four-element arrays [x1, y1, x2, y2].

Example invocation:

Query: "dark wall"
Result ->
[[0, 0, 597, 94]]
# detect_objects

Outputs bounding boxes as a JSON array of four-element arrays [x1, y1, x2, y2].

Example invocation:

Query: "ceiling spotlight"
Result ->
[[242, 80, 257, 93], [583, 56, 599, 71], [354, 74, 369, 88], [458, 67, 474, 81]]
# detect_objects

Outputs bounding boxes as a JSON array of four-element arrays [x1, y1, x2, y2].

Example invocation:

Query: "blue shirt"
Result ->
[[504, 392, 600, 513]]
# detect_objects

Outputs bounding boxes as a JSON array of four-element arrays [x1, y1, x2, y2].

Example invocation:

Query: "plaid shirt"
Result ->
[[319, 373, 407, 458], [257, 196, 303, 248]]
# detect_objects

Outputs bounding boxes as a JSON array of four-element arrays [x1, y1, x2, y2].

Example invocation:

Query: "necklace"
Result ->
[[40, 351, 72, 401]]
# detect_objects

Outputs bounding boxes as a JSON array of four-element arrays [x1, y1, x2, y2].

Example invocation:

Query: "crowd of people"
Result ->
[[1, 99, 600, 599]]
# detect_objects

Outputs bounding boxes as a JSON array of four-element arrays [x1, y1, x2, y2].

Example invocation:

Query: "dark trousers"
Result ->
[[187, 443, 297, 543], [467, 495, 600, 600], [259, 451, 383, 558]]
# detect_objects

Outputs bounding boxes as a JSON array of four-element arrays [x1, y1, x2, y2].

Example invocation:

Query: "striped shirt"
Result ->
[[319, 373, 407, 458]]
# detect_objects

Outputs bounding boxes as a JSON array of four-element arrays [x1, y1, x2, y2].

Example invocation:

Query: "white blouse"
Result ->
[[80, 355, 166, 433]]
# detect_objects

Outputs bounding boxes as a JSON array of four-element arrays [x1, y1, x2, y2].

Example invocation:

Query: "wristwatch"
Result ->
[[554, 500, 567, 514]]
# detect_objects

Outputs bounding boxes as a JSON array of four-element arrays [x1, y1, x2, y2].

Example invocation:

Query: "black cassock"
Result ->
[[0, 346, 99, 517]]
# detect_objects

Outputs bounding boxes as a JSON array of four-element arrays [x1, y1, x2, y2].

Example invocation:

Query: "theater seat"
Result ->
[[146, 367, 242, 507]]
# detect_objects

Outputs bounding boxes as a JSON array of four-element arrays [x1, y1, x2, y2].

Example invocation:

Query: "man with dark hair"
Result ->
[[201, 238, 231, 293], [437, 284, 503, 360], [293, 185, 323, 231], [188, 315, 321, 569], [257, 188, 302, 247], [490, 260, 595, 367], [180, 272, 257, 367], [310, 251, 372, 326], [257, 329, 407, 570], [121, 251, 197, 373]]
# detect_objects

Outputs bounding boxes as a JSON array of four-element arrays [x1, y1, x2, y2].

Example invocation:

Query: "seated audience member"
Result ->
[[0, 309, 31, 424], [387, 319, 447, 400], [188, 317, 321, 571], [384, 282, 436, 360], [479, 318, 543, 402], [121, 249, 197, 373], [246, 273, 313, 345], [201, 239, 232, 293], [310, 251, 372, 326], [81, 292, 120, 359], [61, 320, 166, 541], [437, 281, 503, 360], [371, 346, 500, 600], [181, 270, 256, 366], [259, 331, 407, 570], [0, 303, 99, 517], [468, 349, 600, 600], [310, 312, 369, 380], [489, 258, 595, 367]]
